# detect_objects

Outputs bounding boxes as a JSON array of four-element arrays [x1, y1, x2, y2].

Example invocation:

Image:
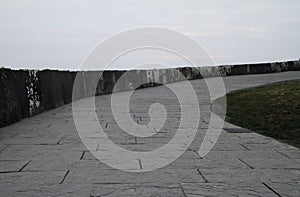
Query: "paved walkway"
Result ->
[[0, 72, 300, 196]]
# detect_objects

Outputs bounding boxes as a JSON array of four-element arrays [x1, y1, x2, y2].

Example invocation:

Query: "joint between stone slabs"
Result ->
[[238, 158, 254, 169], [96, 144, 101, 151], [60, 170, 70, 184], [56, 137, 63, 145], [274, 149, 290, 159], [200, 118, 209, 125], [192, 150, 203, 159], [239, 143, 250, 150], [262, 182, 282, 197], [138, 159, 142, 170], [179, 183, 188, 197], [261, 167, 300, 170], [80, 151, 86, 160], [197, 169, 208, 183], [0, 170, 19, 174], [134, 137, 137, 144], [0, 145, 9, 153], [19, 160, 31, 172]]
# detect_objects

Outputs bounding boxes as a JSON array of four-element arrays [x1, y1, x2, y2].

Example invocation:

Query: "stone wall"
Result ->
[[0, 60, 299, 127]]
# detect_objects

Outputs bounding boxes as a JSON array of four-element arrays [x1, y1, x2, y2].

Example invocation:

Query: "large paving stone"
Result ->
[[65, 167, 205, 185], [91, 183, 184, 196], [180, 182, 276, 196], [198, 168, 300, 183]]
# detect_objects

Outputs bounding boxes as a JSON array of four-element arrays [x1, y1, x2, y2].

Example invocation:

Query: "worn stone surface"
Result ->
[[0, 72, 300, 196]]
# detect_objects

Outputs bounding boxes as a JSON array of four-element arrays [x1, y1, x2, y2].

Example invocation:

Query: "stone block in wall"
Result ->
[[200, 66, 223, 78], [248, 63, 272, 74], [95, 72, 104, 96], [178, 67, 187, 79], [113, 70, 149, 91], [130, 70, 145, 89], [114, 71, 127, 92], [157, 69, 166, 84], [217, 66, 229, 77], [102, 71, 115, 94], [83, 71, 103, 97], [295, 60, 300, 70], [37, 70, 64, 110], [138, 70, 151, 89], [144, 69, 158, 87], [72, 71, 87, 101], [152, 69, 160, 84], [229, 64, 248, 75], [190, 67, 202, 79], [286, 61, 300, 71], [59, 71, 76, 104], [136, 70, 148, 88], [271, 62, 282, 72], [0, 68, 30, 127], [26, 70, 43, 115], [165, 69, 174, 82]]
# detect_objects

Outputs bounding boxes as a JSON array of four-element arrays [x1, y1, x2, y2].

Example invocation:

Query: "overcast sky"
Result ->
[[0, 0, 299, 70]]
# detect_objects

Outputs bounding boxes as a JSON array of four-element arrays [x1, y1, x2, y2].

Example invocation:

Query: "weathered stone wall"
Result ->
[[0, 60, 299, 127]]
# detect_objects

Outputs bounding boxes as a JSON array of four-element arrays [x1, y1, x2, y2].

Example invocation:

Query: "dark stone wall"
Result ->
[[0, 69, 30, 126], [0, 60, 299, 127]]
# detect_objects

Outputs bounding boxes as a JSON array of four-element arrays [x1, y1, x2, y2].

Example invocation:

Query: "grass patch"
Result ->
[[222, 80, 300, 148]]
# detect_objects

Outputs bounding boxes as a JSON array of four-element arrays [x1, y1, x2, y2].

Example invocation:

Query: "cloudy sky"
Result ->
[[0, 0, 299, 70]]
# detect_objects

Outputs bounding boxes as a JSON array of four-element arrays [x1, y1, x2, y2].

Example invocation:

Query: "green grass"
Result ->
[[223, 80, 300, 148]]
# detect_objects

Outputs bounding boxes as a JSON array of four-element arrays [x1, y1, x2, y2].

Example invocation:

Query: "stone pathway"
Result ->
[[0, 71, 300, 196]]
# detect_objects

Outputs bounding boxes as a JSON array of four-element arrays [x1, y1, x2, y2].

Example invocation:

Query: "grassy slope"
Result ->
[[224, 80, 300, 148]]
